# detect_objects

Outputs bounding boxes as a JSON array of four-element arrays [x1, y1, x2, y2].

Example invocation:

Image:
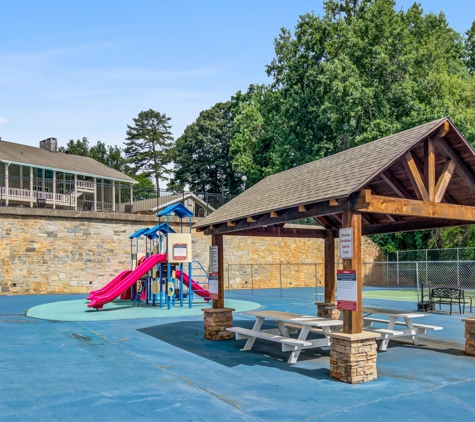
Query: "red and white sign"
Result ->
[[337, 269, 357, 311], [209, 272, 218, 300], [339, 228, 353, 259], [173, 243, 187, 260]]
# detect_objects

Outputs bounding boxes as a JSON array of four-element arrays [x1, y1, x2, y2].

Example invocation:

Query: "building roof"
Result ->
[[0, 140, 136, 183], [157, 202, 194, 218], [195, 117, 449, 229]]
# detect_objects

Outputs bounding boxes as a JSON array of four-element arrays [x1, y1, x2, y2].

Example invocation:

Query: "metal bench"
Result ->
[[429, 287, 472, 315]]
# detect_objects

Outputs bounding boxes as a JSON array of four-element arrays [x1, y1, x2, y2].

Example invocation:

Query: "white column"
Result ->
[[118, 182, 121, 211], [53, 170, 56, 209], [93, 177, 97, 212], [112, 182, 116, 213], [5, 162, 9, 206], [100, 178, 104, 212], [74, 174, 78, 210], [30, 167, 33, 208]]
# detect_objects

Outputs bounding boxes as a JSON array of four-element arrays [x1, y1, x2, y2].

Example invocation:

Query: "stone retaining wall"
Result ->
[[0, 208, 383, 295]]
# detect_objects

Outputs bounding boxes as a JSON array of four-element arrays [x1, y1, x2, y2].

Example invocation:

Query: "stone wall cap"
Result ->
[[315, 302, 337, 306], [202, 307, 235, 313], [328, 331, 380, 341], [462, 318, 475, 323]]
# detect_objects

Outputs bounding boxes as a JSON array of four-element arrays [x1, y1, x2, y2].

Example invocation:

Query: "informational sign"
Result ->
[[209, 246, 219, 273], [173, 243, 187, 260], [167, 233, 192, 263], [337, 269, 357, 311], [209, 245, 219, 300], [339, 228, 354, 259]]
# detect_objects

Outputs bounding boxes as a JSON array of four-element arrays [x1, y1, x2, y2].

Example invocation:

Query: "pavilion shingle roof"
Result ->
[[195, 118, 448, 229], [0, 140, 136, 183]]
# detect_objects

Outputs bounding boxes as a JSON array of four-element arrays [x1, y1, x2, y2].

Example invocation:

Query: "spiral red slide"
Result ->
[[88, 254, 167, 309]]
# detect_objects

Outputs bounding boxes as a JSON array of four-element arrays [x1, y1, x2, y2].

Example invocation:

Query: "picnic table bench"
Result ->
[[362, 307, 443, 350], [227, 310, 343, 364]]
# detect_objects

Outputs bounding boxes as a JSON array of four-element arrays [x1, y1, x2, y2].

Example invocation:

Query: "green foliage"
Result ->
[[125, 109, 174, 193], [59, 137, 152, 190], [170, 102, 241, 194], [466, 21, 475, 74], [370, 231, 432, 255], [230, 0, 475, 189]]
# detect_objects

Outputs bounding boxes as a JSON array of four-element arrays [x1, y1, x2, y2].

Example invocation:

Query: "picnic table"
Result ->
[[362, 306, 443, 350], [227, 310, 343, 364]]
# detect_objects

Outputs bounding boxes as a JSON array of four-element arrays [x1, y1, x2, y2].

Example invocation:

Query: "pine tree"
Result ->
[[124, 109, 174, 195]]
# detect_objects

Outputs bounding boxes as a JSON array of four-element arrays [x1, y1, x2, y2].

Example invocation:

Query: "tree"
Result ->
[[124, 109, 174, 195], [61, 137, 90, 156], [170, 102, 241, 194], [466, 21, 475, 74]]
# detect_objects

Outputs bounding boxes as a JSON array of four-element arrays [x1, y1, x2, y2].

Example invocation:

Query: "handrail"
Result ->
[[192, 260, 209, 283]]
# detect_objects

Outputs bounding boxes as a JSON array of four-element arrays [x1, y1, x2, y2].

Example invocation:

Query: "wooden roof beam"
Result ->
[[361, 194, 475, 222], [380, 170, 412, 199], [363, 218, 469, 236], [314, 216, 335, 229], [424, 138, 436, 202], [402, 151, 429, 201], [204, 190, 372, 235], [434, 159, 456, 203], [437, 121, 450, 137], [433, 136, 475, 196], [225, 226, 327, 239]]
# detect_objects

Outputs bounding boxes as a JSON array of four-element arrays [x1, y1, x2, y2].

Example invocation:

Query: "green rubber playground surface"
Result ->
[[27, 298, 261, 322]]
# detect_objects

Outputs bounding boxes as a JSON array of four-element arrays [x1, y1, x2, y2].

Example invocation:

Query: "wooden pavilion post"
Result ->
[[212, 234, 225, 309], [316, 229, 339, 319], [202, 233, 234, 340], [341, 210, 362, 334], [329, 209, 378, 384]]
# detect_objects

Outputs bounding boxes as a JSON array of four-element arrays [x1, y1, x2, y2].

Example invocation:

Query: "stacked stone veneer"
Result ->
[[463, 318, 475, 356], [0, 209, 384, 295], [203, 308, 234, 340], [329, 332, 379, 383]]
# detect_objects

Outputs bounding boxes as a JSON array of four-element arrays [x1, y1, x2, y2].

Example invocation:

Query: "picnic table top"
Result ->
[[245, 310, 344, 326]]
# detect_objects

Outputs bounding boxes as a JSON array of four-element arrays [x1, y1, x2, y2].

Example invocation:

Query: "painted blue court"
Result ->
[[1, 292, 475, 421]]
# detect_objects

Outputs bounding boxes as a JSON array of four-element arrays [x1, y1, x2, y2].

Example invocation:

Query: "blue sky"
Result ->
[[1, 0, 474, 149]]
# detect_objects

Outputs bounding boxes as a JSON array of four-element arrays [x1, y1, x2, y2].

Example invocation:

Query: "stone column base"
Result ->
[[462, 318, 475, 355], [315, 302, 340, 319], [327, 331, 379, 384], [202, 307, 235, 340]]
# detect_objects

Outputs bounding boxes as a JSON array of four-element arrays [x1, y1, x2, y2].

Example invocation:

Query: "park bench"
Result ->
[[429, 287, 472, 315]]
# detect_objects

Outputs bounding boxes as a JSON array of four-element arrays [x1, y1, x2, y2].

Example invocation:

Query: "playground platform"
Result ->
[[1, 292, 475, 421]]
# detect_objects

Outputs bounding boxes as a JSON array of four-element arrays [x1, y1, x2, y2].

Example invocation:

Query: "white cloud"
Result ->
[[0, 117, 8, 125]]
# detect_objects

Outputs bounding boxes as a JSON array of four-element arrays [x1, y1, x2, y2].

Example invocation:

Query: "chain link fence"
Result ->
[[225, 261, 475, 315]]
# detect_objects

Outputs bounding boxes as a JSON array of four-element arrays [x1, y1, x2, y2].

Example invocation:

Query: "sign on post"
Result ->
[[209, 246, 219, 300], [339, 227, 353, 259], [337, 269, 357, 311]]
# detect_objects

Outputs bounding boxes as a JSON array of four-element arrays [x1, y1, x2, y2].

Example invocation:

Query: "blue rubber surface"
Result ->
[[1, 292, 475, 421]]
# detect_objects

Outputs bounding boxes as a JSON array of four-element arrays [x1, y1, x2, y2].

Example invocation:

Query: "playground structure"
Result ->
[[87, 203, 210, 310]]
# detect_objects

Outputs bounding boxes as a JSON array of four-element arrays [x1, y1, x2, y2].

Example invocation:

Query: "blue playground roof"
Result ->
[[129, 227, 150, 239], [145, 223, 176, 239], [157, 202, 194, 218]]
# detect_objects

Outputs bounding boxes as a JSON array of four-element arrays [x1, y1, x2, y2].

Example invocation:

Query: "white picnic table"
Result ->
[[227, 310, 343, 364], [361, 306, 443, 350]]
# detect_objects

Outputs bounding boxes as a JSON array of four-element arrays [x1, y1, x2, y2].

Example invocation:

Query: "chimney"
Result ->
[[40, 137, 58, 152]]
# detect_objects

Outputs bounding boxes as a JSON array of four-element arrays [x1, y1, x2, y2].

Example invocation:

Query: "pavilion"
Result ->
[[194, 117, 475, 382]]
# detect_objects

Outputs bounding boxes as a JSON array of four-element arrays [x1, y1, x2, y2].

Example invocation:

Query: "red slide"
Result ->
[[175, 270, 211, 302], [87, 270, 132, 300], [88, 254, 167, 309]]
